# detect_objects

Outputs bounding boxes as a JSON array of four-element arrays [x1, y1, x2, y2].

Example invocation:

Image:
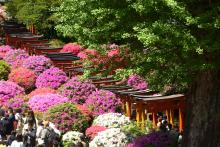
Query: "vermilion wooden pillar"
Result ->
[[141, 107, 146, 130], [152, 112, 157, 128], [166, 110, 170, 123], [126, 100, 132, 118], [179, 107, 183, 132], [136, 102, 144, 127], [170, 109, 174, 125]]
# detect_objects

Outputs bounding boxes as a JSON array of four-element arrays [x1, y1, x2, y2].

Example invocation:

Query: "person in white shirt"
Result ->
[[36, 120, 44, 146], [14, 109, 22, 133], [10, 133, 23, 147]]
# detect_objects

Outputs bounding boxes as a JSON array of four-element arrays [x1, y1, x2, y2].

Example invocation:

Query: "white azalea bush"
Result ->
[[89, 128, 128, 147], [93, 113, 131, 128], [62, 131, 84, 147]]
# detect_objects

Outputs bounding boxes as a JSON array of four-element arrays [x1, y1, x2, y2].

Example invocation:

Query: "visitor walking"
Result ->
[[36, 120, 44, 146], [7, 108, 15, 134]]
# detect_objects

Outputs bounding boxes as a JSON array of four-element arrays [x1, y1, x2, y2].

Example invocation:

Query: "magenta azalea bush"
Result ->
[[8, 67, 37, 90], [127, 75, 148, 90], [0, 81, 25, 103], [28, 94, 68, 112], [3, 49, 29, 68], [36, 67, 68, 89], [13, 54, 30, 68], [28, 88, 57, 98], [47, 103, 90, 133], [130, 131, 177, 147], [22, 55, 53, 75], [85, 90, 122, 116], [2, 95, 26, 109], [59, 77, 96, 104], [0, 45, 13, 58], [60, 43, 82, 55], [86, 125, 107, 139]]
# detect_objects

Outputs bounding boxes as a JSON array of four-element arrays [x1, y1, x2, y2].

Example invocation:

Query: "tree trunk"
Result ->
[[183, 70, 220, 147]]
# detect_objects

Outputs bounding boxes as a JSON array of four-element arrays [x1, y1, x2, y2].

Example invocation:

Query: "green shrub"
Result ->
[[0, 60, 11, 80], [49, 39, 64, 48], [122, 122, 148, 142]]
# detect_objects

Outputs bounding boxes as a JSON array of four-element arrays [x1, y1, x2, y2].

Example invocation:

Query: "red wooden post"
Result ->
[[152, 112, 157, 128], [179, 107, 183, 132], [126, 98, 132, 118]]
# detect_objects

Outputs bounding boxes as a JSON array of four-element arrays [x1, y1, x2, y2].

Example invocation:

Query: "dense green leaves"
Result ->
[[54, 0, 142, 48], [6, 0, 62, 37], [6, 0, 220, 92]]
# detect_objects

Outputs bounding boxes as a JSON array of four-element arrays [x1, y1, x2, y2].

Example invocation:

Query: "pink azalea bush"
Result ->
[[127, 75, 148, 90], [28, 94, 68, 112], [60, 43, 82, 55], [47, 103, 90, 133], [36, 67, 68, 89], [8, 67, 37, 90], [107, 48, 120, 58], [0, 81, 25, 103], [4, 49, 29, 68], [28, 88, 57, 98], [107, 46, 129, 63], [59, 76, 96, 104], [0, 45, 13, 58], [22, 55, 53, 75], [76, 104, 93, 117], [85, 90, 122, 116], [77, 49, 97, 59], [86, 125, 107, 139]]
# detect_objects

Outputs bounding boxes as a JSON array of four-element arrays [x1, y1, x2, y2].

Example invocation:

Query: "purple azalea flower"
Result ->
[[3, 95, 26, 109], [3, 49, 29, 67], [36, 67, 68, 89], [0, 81, 25, 104], [85, 90, 122, 116], [132, 131, 176, 147], [23, 55, 53, 75], [59, 76, 96, 104], [127, 75, 148, 90], [28, 94, 68, 112]]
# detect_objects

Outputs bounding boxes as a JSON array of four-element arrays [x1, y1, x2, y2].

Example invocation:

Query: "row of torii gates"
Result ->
[[1, 20, 185, 132]]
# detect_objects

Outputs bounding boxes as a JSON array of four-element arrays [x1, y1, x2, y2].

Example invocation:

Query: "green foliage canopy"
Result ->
[[54, 0, 220, 91], [6, 0, 62, 37], [6, 0, 220, 92]]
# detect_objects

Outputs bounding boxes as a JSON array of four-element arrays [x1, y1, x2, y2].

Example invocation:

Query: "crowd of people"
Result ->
[[156, 113, 183, 144], [0, 106, 60, 147]]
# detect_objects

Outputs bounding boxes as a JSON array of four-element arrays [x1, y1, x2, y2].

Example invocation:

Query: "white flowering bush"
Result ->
[[93, 113, 131, 128], [62, 131, 84, 147], [89, 128, 128, 147]]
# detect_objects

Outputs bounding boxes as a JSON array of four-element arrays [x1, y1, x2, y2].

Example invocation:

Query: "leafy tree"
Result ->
[[54, 0, 143, 48], [55, 0, 220, 146], [6, 0, 62, 38]]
